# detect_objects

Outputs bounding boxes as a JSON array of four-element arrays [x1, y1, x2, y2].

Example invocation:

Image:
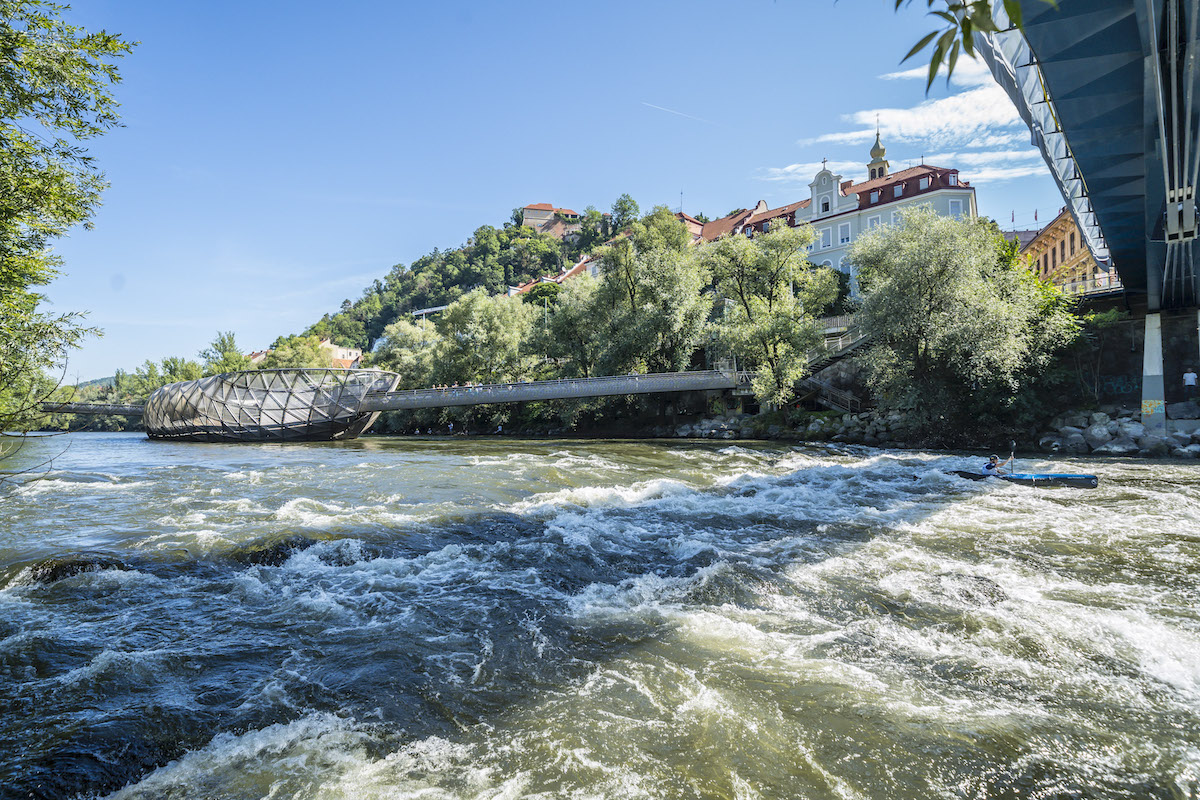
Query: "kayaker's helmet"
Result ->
[[989, 454, 1000, 462]]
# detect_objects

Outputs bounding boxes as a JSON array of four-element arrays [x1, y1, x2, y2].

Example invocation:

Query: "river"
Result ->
[[1, 432, 1197, 799]]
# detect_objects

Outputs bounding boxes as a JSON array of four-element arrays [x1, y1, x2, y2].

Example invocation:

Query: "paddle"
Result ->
[[1010, 440, 1016, 475]]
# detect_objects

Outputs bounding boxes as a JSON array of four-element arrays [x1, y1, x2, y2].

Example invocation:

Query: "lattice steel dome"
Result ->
[[143, 369, 399, 442]]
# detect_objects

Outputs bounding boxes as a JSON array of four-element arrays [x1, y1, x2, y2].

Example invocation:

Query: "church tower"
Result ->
[[868, 130, 889, 181]]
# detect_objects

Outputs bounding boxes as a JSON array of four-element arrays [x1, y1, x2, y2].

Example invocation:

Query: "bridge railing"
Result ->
[[1060, 273, 1124, 296], [361, 370, 739, 411]]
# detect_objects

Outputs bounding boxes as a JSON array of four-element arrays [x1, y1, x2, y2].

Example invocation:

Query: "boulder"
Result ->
[[1093, 437, 1140, 456], [1188, 444, 1200, 457], [1106, 420, 1121, 436], [1171, 446, 1196, 458], [1169, 418, 1200, 435], [1063, 433, 1089, 454], [1089, 411, 1111, 426], [1137, 436, 1171, 457], [1083, 424, 1112, 450], [1170, 431, 1193, 447], [1038, 434, 1064, 453], [1118, 421, 1146, 439], [1167, 400, 1200, 419], [1062, 412, 1090, 429]]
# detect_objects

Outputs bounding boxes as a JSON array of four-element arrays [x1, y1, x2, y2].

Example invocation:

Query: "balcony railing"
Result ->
[[1060, 273, 1123, 296]]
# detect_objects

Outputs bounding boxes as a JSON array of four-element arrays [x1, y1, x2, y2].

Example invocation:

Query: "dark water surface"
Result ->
[[1, 432, 1197, 799]]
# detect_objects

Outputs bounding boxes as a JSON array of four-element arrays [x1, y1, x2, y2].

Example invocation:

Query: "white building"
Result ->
[[705, 134, 978, 286]]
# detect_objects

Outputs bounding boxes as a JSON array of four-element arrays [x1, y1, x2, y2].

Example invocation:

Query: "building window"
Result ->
[[839, 223, 850, 244], [821, 228, 832, 249], [919, 177, 930, 190], [870, 168, 877, 179], [894, 185, 903, 198], [891, 211, 900, 226], [949, 173, 958, 186], [949, 199, 963, 218], [870, 190, 879, 203], [1052, 247, 1057, 268], [868, 215, 881, 229], [1060, 240, 1066, 261], [1070, 232, 1076, 254], [821, 197, 830, 213]]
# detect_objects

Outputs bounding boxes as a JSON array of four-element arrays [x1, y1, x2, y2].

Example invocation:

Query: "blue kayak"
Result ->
[[949, 470, 1099, 489]]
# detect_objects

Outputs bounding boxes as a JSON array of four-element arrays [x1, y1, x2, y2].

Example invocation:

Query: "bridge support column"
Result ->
[[1142, 313, 1167, 434]]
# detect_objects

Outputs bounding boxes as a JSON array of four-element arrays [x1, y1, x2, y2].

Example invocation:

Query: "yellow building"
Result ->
[[1020, 207, 1119, 293]]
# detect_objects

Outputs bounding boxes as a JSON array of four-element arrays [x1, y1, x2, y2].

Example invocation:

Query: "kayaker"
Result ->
[[981, 454, 1012, 476]]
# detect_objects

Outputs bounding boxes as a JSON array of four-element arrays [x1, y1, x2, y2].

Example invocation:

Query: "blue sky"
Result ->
[[48, 0, 1065, 381]]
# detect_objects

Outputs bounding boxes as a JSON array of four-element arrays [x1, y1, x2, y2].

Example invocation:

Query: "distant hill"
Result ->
[[77, 376, 116, 389]]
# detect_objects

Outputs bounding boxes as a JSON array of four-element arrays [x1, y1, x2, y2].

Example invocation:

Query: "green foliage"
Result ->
[[259, 335, 326, 369], [541, 275, 605, 378], [0, 1, 133, 435], [610, 193, 640, 233], [897, 0, 1056, 91], [430, 289, 532, 385], [849, 206, 1079, 441], [300, 223, 567, 353], [113, 355, 202, 400], [371, 318, 439, 389], [592, 207, 711, 374], [522, 281, 561, 306], [703, 219, 837, 405], [200, 330, 250, 376]]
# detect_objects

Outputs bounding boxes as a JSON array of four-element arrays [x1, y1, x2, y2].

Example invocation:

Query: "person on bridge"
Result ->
[[1184, 367, 1197, 399], [981, 454, 1012, 476]]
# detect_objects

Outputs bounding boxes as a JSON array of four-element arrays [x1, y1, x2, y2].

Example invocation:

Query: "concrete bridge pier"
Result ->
[[1142, 314, 1168, 434]]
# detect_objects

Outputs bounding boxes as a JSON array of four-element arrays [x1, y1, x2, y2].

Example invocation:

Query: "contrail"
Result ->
[[640, 102, 715, 125]]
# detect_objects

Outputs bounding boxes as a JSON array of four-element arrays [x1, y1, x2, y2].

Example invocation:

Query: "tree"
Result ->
[[704, 220, 838, 405], [259, 335, 327, 369], [592, 206, 709, 374], [543, 275, 606, 378], [431, 289, 532, 386], [848, 206, 1079, 438], [372, 318, 439, 389], [610, 193, 640, 232], [522, 281, 561, 307], [0, 1, 133, 437], [200, 331, 250, 376]]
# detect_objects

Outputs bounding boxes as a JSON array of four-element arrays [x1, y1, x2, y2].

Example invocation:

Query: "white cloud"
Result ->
[[879, 56, 996, 87], [761, 160, 864, 183], [801, 85, 1022, 150], [764, 55, 1050, 188]]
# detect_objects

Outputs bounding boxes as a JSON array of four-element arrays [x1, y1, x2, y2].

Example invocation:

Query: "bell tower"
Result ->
[[867, 127, 889, 181]]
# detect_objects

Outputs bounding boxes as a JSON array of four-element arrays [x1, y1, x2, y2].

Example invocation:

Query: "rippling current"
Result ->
[[1, 432, 1198, 799]]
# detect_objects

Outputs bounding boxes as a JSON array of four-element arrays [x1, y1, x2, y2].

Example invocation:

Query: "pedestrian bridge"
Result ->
[[42, 369, 747, 442]]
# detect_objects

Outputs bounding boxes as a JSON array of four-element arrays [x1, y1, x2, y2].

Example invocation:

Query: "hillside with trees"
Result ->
[[302, 198, 629, 353]]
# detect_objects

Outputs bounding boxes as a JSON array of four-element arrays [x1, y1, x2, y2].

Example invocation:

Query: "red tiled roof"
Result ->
[[845, 165, 967, 197], [700, 209, 753, 241], [524, 203, 554, 211], [744, 200, 808, 228]]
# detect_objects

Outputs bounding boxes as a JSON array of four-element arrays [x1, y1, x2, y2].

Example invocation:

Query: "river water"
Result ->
[[1, 432, 1197, 799]]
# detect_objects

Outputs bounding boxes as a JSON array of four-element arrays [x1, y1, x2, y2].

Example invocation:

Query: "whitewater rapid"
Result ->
[[0, 433, 1196, 799]]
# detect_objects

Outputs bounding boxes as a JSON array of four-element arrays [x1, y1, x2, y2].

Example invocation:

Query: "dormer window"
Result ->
[[893, 185, 903, 198], [870, 190, 879, 203], [919, 177, 930, 190], [948, 173, 958, 186]]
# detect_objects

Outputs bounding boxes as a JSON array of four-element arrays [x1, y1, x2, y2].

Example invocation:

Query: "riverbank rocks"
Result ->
[[1037, 404, 1200, 458]]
